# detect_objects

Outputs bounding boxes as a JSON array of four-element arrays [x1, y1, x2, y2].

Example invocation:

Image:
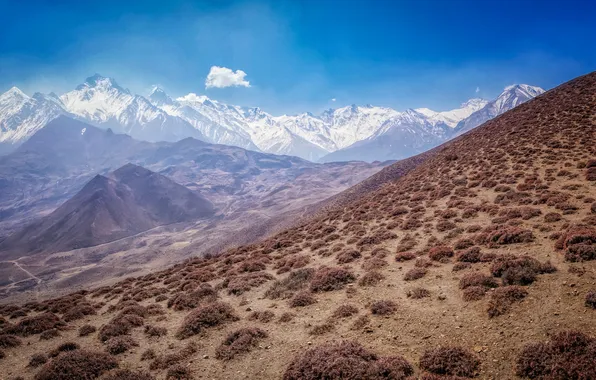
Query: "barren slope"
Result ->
[[0, 72, 595, 379]]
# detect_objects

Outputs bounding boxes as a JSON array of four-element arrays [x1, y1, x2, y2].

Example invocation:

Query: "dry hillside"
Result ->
[[0, 72, 595, 379]]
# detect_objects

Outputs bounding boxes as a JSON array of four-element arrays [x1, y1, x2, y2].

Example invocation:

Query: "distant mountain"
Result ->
[[453, 84, 544, 135], [0, 163, 214, 257], [321, 85, 544, 162], [0, 75, 544, 161]]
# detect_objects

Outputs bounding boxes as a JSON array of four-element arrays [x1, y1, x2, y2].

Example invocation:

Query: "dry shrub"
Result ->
[[456, 247, 482, 263], [462, 286, 487, 301], [39, 329, 61, 340], [331, 305, 359, 319], [370, 300, 397, 315], [278, 312, 295, 323], [555, 227, 596, 262], [358, 271, 385, 287], [309, 322, 335, 336], [176, 302, 239, 339], [283, 341, 413, 380], [33, 350, 118, 380], [459, 273, 498, 289], [98, 322, 132, 343], [487, 227, 534, 246], [150, 343, 197, 370], [248, 310, 275, 323], [337, 249, 362, 264], [5, 312, 64, 337], [225, 272, 275, 295], [586, 291, 596, 309], [0, 334, 21, 348], [491, 255, 555, 285], [453, 262, 471, 272], [428, 246, 454, 262], [166, 365, 193, 380], [215, 328, 267, 360], [310, 267, 356, 292], [49, 342, 80, 358], [79, 325, 96, 337], [395, 252, 416, 262], [103, 369, 155, 380], [404, 268, 427, 281], [419, 346, 480, 377], [487, 286, 528, 318], [105, 336, 138, 355], [289, 291, 317, 308], [29, 353, 48, 367], [516, 331, 596, 379], [544, 212, 562, 223], [362, 257, 387, 271], [407, 287, 430, 299], [141, 349, 156, 361], [144, 325, 167, 337], [265, 268, 314, 299], [63, 304, 96, 322]]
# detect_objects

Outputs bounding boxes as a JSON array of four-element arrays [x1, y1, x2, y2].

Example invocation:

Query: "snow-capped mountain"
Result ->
[[0, 75, 545, 162], [415, 98, 488, 128], [60, 75, 204, 143], [454, 84, 544, 135], [0, 88, 67, 153], [320, 85, 544, 163]]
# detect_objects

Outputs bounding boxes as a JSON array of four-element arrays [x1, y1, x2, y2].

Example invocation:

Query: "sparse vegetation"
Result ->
[[419, 346, 480, 377], [176, 302, 239, 339], [215, 328, 268, 360], [33, 350, 118, 380]]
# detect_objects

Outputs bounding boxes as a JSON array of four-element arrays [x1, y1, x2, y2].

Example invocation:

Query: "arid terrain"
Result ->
[[0, 71, 595, 380]]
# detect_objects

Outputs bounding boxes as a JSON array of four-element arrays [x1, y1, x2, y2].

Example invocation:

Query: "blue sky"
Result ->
[[0, 0, 595, 115]]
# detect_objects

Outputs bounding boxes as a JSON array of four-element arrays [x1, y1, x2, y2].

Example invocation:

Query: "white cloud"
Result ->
[[331, 98, 336, 102], [475, 86, 480, 93], [205, 66, 250, 89]]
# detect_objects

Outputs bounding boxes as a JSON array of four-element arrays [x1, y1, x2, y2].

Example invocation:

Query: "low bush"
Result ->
[[278, 312, 295, 323], [0, 334, 21, 348], [165, 365, 193, 380], [248, 310, 275, 323], [419, 346, 480, 377], [105, 336, 138, 355], [150, 343, 197, 370], [309, 322, 335, 336], [404, 268, 427, 281], [336, 249, 362, 264], [289, 291, 317, 308], [395, 252, 416, 262], [586, 291, 596, 309], [144, 325, 167, 337], [370, 300, 397, 315], [63, 304, 96, 322], [487, 286, 528, 318], [456, 247, 482, 263], [487, 227, 534, 246], [459, 273, 499, 289], [283, 341, 413, 380], [79, 325, 96, 337], [215, 328, 267, 360], [407, 287, 430, 299], [331, 305, 359, 319], [265, 268, 314, 299], [39, 329, 61, 340], [428, 246, 455, 262], [5, 312, 64, 337], [544, 212, 562, 223], [358, 271, 385, 287], [310, 267, 356, 292], [33, 350, 118, 380], [28, 353, 47, 367], [176, 302, 239, 339], [103, 369, 155, 380], [462, 286, 487, 301], [49, 342, 80, 358], [516, 330, 596, 379]]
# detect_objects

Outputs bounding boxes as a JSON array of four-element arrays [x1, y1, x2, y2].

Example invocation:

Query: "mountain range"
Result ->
[[0, 75, 544, 161]]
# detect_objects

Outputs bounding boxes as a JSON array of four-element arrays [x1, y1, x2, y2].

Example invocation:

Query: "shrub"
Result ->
[[556, 227, 596, 262], [487, 286, 528, 317], [165, 365, 193, 380], [459, 273, 498, 289], [103, 369, 155, 380], [337, 249, 362, 264], [150, 343, 197, 370], [63, 304, 96, 322], [331, 305, 359, 319], [487, 227, 534, 246], [215, 328, 267, 360], [454, 239, 475, 250], [395, 252, 416, 262], [404, 268, 427, 281], [586, 291, 596, 309], [358, 271, 385, 287], [278, 312, 295, 323], [144, 325, 167, 337], [141, 349, 156, 361], [407, 287, 430, 299], [289, 291, 317, 308], [0, 334, 21, 348], [283, 341, 413, 380], [29, 353, 48, 367], [453, 262, 471, 271], [309, 322, 335, 336], [49, 342, 80, 358], [419, 346, 480, 377], [462, 286, 487, 301], [39, 329, 61, 340], [310, 267, 356, 292], [516, 331, 596, 379], [544, 212, 562, 223], [105, 336, 138, 355], [370, 300, 397, 315], [5, 312, 64, 337], [456, 247, 482, 263], [34, 350, 118, 380], [265, 268, 314, 299], [428, 246, 454, 262], [176, 302, 239, 339], [79, 325, 96, 337], [98, 322, 131, 342], [248, 310, 275, 323]]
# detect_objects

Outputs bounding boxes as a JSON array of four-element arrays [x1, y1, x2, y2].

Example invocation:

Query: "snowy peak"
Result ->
[[415, 98, 488, 128], [148, 86, 174, 107], [1, 87, 29, 102]]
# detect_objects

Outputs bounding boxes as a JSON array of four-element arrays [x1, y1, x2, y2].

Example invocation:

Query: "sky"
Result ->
[[0, 0, 595, 115]]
